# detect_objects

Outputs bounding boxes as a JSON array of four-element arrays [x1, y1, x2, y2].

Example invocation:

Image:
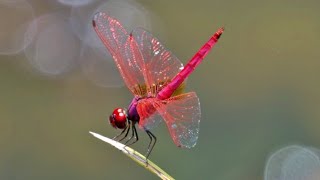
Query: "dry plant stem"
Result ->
[[89, 131, 175, 180]]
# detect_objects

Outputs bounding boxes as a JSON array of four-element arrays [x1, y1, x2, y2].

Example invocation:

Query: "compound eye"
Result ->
[[109, 115, 117, 128], [110, 108, 127, 129]]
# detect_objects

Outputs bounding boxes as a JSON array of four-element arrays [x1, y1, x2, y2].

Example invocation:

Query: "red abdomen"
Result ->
[[157, 27, 224, 100]]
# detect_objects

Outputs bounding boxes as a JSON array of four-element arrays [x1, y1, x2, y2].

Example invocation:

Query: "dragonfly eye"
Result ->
[[109, 115, 117, 128], [109, 108, 128, 129]]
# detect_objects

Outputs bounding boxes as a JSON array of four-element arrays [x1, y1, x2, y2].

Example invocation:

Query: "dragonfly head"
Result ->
[[109, 108, 128, 129]]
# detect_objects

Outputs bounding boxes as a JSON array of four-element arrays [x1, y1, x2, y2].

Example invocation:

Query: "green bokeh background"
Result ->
[[1, 0, 320, 179]]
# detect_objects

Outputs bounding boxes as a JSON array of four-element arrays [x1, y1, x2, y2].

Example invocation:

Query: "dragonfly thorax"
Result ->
[[109, 108, 128, 129]]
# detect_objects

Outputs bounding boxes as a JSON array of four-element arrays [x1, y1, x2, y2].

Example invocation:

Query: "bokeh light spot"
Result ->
[[56, 0, 96, 7], [0, 0, 36, 55], [24, 13, 80, 76], [264, 145, 320, 180]]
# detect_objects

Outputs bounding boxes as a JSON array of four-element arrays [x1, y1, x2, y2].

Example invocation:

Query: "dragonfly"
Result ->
[[92, 12, 224, 159]]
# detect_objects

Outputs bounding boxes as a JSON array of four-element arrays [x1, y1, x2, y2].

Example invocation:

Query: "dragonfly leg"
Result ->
[[145, 130, 157, 161], [112, 125, 127, 140], [124, 122, 135, 144], [125, 124, 139, 146], [118, 121, 131, 142]]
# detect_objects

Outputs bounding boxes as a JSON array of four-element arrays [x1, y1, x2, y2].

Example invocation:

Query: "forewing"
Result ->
[[156, 92, 201, 148], [136, 98, 163, 130], [132, 28, 184, 96], [93, 12, 147, 96]]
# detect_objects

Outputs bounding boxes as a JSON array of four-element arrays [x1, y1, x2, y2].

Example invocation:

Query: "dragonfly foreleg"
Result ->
[[117, 121, 131, 142], [112, 125, 127, 140]]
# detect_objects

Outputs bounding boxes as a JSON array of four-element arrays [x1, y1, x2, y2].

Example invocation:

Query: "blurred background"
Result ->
[[1, 0, 320, 179]]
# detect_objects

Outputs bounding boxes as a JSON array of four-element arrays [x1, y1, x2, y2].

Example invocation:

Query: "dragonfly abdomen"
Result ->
[[157, 27, 224, 100]]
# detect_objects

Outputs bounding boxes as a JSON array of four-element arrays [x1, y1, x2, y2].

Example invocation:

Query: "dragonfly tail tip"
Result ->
[[214, 27, 224, 40]]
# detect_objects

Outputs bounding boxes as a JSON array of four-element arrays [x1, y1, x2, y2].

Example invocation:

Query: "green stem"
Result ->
[[89, 131, 175, 180]]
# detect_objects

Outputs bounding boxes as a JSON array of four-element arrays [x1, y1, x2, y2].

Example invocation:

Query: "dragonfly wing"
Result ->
[[132, 28, 184, 96], [93, 12, 147, 96], [156, 92, 201, 148], [136, 98, 163, 130], [136, 92, 200, 148]]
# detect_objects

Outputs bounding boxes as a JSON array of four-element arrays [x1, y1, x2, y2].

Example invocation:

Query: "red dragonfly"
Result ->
[[93, 12, 224, 159]]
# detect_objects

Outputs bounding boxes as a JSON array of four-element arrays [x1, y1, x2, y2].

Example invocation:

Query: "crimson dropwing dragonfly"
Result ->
[[92, 12, 224, 159]]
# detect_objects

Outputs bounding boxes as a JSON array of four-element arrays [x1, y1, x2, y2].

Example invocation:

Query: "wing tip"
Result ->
[[92, 12, 101, 27], [175, 142, 197, 149], [92, 12, 107, 26]]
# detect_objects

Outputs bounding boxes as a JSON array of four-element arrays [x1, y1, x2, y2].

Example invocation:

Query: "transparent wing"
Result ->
[[137, 92, 201, 148], [136, 98, 163, 130], [132, 28, 184, 96], [156, 92, 201, 148], [93, 12, 147, 96]]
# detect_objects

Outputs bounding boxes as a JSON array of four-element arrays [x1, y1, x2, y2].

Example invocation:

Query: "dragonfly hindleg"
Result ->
[[145, 130, 157, 160]]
